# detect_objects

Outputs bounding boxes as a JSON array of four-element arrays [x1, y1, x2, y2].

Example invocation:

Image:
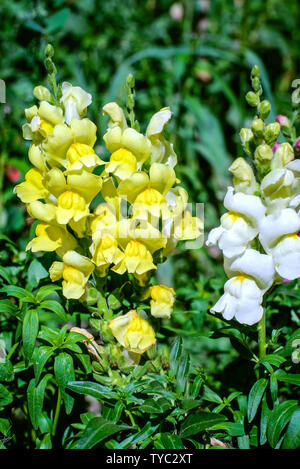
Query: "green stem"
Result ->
[[52, 388, 62, 437], [258, 308, 266, 360]]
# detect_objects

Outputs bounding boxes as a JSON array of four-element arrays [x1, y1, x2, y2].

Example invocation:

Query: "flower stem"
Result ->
[[258, 308, 266, 360], [52, 388, 62, 437]]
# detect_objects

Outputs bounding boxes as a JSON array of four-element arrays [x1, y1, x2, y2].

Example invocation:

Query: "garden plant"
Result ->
[[0, 0, 300, 451]]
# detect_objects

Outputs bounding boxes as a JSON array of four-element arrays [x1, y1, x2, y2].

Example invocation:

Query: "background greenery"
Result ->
[[0, 0, 299, 449]]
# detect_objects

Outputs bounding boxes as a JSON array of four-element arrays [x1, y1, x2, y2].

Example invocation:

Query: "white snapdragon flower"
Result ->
[[259, 208, 300, 280], [211, 249, 275, 325], [206, 187, 266, 258], [60, 82, 92, 125], [260, 160, 300, 214]]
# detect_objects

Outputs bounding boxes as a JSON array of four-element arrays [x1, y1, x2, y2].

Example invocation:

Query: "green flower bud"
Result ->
[[229, 157, 257, 194], [240, 128, 254, 155], [45, 43, 54, 57], [44, 57, 56, 75], [271, 142, 294, 169], [127, 73, 135, 89], [33, 86, 52, 102], [254, 144, 273, 165], [251, 77, 261, 93], [245, 91, 259, 107], [251, 117, 264, 137], [251, 65, 260, 78], [258, 100, 271, 120], [264, 122, 281, 146]]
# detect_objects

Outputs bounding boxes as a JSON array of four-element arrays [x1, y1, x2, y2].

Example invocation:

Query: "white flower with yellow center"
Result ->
[[206, 186, 266, 258], [146, 107, 177, 168], [211, 249, 275, 325], [259, 208, 300, 280]]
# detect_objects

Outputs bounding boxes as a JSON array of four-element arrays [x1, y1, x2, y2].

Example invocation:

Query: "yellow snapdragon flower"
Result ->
[[23, 101, 64, 142], [26, 222, 77, 257], [143, 285, 175, 319], [49, 250, 94, 299], [112, 240, 156, 275], [109, 310, 156, 354], [14, 168, 49, 203]]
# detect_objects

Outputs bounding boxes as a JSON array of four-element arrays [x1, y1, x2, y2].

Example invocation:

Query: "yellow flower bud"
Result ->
[[145, 285, 175, 319], [33, 86, 52, 102], [229, 157, 257, 194], [271, 142, 294, 170]]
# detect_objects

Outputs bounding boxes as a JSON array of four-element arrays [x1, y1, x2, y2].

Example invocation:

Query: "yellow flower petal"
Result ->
[[15, 168, 49, 203]]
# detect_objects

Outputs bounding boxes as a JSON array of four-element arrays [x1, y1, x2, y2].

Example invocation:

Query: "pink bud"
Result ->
[[295, 137, 300, 148], [272, 141, 280, 153], [5, 165, 22, 183], [282, 278, 290, 284], [275, 115, 290, 128]]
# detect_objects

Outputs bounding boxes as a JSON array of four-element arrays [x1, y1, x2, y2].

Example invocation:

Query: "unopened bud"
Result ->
[[229, 157, 257, 194], [44, 57, 56, 75], [240, 128, 254, 155], [254, 144, 273, 165], [251, 77, 261, 93], [251, 118, 264, 138], [258, 100, 271, 120], [251, 65, 260, 78], [33, 86, 51, 102], [45, 43, 54, 57], [126, 73, 135, 89], [275, 114, 290, 129], [271, 142, 294, 169], [246, 91, 259, 107], [294, 137, 300, 158], [264, 122, 281, 146]]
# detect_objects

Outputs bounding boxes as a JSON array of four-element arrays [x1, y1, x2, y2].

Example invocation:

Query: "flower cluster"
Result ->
[[15, 64, 201, 355], [207, 66, 300, 326]]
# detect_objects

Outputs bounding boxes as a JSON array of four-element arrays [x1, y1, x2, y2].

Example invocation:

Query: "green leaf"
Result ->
[[36, 285, 61, 302], [180, 412, 227, 438], [0, 359, 14, 382], [141, 399, 163, 414], [202, 385, 223, 404], [32, 346, 53, 383], [77, 417, 132, 449], [0, 383, 13, 406], [27, 374, 52, 430], [40, 300, 68, 322], [176, 354, 190, 393], [0, 266, 12, 284], [247, 378, 268, 423], [169, 336, 183, 376], [0, 285, 35, 302], [260, 394, 270, 446], [0, 299, 18, 315], [27, 259, 49, 289], [160, 432, 185, 449], [67, 380, 118, 400], [116, 422, 158, 449], [267, 400, 298, 448], [259, 354, 286, 368], [22, 309, 39, 363], [39, 433, 52, 449], [275, 370, 300, 386], [54, 353, 75, 414], [282, 408, 300, 449], [45, 8, 70, 34], [209, 422, 245, 437]]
